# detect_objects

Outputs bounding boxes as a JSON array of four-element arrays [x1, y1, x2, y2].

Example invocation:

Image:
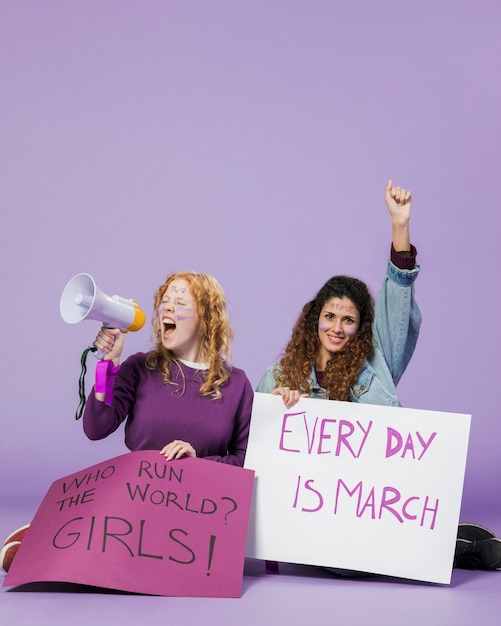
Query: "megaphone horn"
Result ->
[[60, 273, 146, 333]]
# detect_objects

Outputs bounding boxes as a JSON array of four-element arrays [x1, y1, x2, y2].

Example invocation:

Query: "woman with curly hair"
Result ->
[[82, 271, 253, 465], [1, 272, 254, 575], [256, 180, 501, 572], [257, 179, 420, 409]]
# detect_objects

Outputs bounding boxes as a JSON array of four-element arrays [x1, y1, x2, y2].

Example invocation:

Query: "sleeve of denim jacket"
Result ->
[[372, 260, 422, 386], [256, 363, 281, 392]]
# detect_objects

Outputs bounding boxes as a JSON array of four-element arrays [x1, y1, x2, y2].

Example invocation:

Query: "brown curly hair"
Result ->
[[145, 272, 233, 398], [276, 275, 374, 401]]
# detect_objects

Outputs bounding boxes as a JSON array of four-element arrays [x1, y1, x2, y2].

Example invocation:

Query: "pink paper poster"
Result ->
[[4, 451, 255, 597]]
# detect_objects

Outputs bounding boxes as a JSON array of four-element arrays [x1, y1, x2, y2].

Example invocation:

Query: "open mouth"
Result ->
[[163, 321, 176, 337]]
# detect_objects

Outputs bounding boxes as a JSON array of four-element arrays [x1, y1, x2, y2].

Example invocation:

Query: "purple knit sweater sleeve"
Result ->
[[390, 243, 417, 270], [82, 353, 140, 441], [82, 353, 253, 467]]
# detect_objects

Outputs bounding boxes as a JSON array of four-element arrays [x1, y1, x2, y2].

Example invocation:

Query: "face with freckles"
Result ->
[[159, 279, 201, 361], [317, 296, 360, 369]]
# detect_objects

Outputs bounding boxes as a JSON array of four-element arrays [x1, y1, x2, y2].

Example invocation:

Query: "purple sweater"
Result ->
[[83, 353, 254, 467]]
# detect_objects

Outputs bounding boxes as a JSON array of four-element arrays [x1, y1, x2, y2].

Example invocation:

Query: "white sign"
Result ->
[[244, 393, 471, 584]]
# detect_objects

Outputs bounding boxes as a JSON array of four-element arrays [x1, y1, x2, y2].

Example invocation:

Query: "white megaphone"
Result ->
[[60, 273, 146, 334]]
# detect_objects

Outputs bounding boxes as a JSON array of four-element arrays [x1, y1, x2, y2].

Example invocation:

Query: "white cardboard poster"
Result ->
[[244, 393, 471, 584]]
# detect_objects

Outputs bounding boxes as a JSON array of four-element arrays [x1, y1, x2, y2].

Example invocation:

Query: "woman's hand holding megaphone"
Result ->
[[92, 327, 124, 404], [94, 327, 124, 367]]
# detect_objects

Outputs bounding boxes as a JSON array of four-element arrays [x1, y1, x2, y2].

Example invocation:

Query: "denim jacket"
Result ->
[[256, 260, 421, 407]]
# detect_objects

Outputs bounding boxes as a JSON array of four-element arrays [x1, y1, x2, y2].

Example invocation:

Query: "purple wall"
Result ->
[[1, 1, 499, 523]]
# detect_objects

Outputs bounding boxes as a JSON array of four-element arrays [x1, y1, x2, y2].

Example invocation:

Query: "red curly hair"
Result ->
[[145, 272, 233, 398]]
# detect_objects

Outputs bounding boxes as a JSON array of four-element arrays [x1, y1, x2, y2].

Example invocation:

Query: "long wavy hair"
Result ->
[[276, 275, 375, 401], [145, 271, 233, 398]]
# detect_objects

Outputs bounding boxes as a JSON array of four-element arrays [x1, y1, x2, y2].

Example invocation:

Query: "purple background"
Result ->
[[1, 0, 499, 550]]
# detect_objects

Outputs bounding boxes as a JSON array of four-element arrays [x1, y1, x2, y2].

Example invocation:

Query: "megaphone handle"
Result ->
[[93, 324, 124, 360], [92, 346, 107, 360]]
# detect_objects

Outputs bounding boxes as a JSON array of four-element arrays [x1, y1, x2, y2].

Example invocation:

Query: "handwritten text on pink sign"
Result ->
[[4, 452, 254, 597]]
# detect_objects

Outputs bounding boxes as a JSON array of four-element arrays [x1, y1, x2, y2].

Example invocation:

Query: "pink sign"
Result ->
[[4, 451, 255, 597]]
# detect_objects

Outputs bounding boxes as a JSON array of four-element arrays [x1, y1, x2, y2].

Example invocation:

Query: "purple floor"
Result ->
[[2, 502, 500, 625]]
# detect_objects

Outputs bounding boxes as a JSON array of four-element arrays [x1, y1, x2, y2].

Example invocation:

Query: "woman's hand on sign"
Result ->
[[271, 387, 308, 409], [160, 440, 197, 461]]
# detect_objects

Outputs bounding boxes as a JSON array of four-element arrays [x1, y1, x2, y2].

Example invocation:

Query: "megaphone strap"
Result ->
[[75, 346, 98, 420], [95, 360, 121, 406]]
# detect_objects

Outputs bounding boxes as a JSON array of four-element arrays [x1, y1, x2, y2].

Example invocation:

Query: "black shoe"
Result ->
[[454, 537, 501, 570], [457, 522, 496, 542]]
